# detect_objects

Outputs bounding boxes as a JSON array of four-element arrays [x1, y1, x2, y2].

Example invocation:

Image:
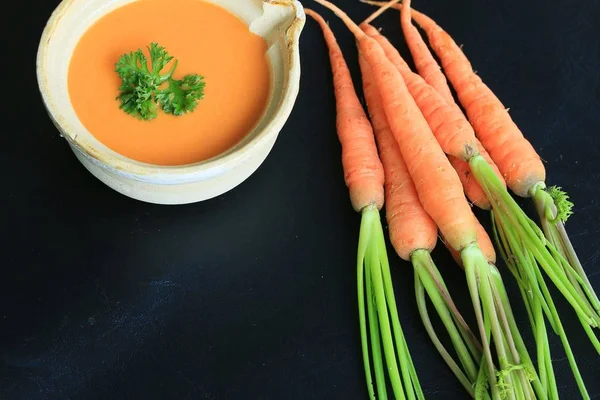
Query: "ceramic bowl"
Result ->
[[36, 0, 305, 205]]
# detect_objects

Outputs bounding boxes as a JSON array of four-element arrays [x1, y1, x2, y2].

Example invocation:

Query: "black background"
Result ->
[[3, 0, 600, 398]]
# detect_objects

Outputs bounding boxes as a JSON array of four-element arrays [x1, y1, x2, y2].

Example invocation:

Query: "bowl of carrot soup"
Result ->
[[37, 0, 305, 204]]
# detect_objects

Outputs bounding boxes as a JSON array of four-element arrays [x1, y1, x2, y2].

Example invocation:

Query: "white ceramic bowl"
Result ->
[[37, 0, 305, 205]]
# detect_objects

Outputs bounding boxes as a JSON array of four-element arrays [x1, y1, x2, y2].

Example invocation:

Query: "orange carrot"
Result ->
[[358, 53, 437, 260], [448, 153, 490, 210], [315, 0, 476, 251], [305, 9, 384, 212], [368, 0, 600, 335], [362, 1, 504, 210], [445, 217, 496, 267], [402, 4, 545, 198], [315, 2, 541, 398], [360, 52, 483, 395], [359, 22, 504, 210], [305, 9, 423, 400], [363, 3, 596, 396], [399, 0, 493, 209], [383, 4, 598, 319], [398, 0, 454, 105]]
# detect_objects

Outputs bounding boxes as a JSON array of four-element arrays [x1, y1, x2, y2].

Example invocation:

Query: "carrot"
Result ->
[[305, 9, 423, 400], [361, 52, 484, 397], [363, 3, 600, 392], [359, 22, 504, 210], [364, 0, 494, 210], [305, 9, 383, 213], [412, 0, 598, 301], [405, 6, 544, 198], [371, 1, 595, 395], [313, 2, 541, 399], [448, 154, 491, 210], [315, 4, 473, 251], [444, 216, 496, 268], [398, 0, 453, 105]]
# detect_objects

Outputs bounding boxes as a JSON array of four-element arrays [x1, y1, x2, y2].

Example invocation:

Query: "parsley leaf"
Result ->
[[156, 74, 206, 116], [115, 43, 205, 121]]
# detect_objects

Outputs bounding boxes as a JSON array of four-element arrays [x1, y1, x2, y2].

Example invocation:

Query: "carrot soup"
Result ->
[[68, 0, 271, 166]]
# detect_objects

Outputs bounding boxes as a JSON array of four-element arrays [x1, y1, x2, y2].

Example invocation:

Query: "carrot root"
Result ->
[[362, 0, 400, 25]]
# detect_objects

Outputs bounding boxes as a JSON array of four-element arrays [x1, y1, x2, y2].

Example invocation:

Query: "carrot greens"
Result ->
[[115, 43, 205, 120]]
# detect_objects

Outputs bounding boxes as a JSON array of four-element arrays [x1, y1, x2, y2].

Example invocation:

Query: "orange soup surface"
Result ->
[[68, 0, 271, 165]]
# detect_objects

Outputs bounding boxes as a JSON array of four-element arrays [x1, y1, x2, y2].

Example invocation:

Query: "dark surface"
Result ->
[[3, 0, 600, 398]]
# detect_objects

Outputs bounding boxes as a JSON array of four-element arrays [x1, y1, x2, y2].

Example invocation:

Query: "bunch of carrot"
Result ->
[[306, 0, 598, 398], [362, 0, 597, 397]]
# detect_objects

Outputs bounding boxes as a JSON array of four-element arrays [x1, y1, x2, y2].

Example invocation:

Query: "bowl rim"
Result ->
[[36, 0, 306, 182]]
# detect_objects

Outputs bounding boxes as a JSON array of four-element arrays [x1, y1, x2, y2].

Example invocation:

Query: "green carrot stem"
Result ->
[[489, 279, 533, 400], [494, 208, 556, 330], [475, 357, 492, 400], [533, 298, 549, 394], [478, 271, 517, 400], [357, 208, 423, 399], [358, 208, 380, 400], [463, 244, 502, 400], [493, 197, 589, 399], [532, 183, 600, 312], [414, 274, 476, 396], [368, 218, 405, 399], [421, 253, 483, 360], [412, 250, 480, 386], [356, 209, 379, 400], [535, 265, 590, 398], [399, 323, 425, 400], [373, 217, 423, 399], [491, 207, 554, 399], [479, 314, 494, 400], [366, 243, 388, 399], [470, 156, 598, 326]]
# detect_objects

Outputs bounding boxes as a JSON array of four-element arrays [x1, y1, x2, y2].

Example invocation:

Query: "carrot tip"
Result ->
[[362, 0, 400, 25]]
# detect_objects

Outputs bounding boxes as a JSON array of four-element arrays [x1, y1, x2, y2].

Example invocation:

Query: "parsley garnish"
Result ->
[[115, 43, 205, 121]]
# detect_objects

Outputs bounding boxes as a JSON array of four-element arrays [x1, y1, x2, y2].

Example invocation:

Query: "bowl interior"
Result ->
[[38, 0, 301, 175]]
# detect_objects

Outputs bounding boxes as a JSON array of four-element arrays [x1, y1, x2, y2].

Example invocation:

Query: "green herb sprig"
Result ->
[[115, 43, 205, 120]]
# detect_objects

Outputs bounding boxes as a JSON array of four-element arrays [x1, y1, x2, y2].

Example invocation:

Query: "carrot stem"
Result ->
[[463, 245, 502, 400], [412, 250, 480, 394], [374, 224, 424, 400], [535, 268, 589, 399], [462, 243, 542, 400], [531, 184, 600, 312], [369, 216, 405, 399], [358, 207, 423, 399], [493, 210, 551, 387], [414, 273, 476, 397], [489, 267, 546, 400], [492, 193, 589, 399], [423, 255, 483, 359], [470, 156, 600, 325], [365, 235, 390, 399], [358, 208, 379, 400]]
